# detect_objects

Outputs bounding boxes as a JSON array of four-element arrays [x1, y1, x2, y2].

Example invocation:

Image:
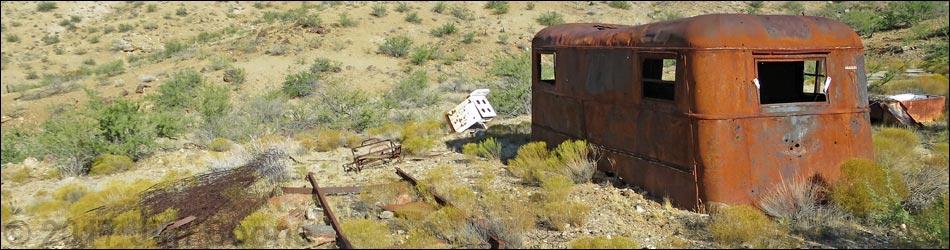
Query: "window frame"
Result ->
[[537, 51, 556, 85], [639, 52, 679, 102], [753, 54, 832, 107]]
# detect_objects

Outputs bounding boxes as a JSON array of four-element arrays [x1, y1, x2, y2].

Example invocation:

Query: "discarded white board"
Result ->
[[445, 89, 496, 133]]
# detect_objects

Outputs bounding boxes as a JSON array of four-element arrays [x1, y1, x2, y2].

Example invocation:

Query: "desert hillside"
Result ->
[[1, 1, 948, 249]]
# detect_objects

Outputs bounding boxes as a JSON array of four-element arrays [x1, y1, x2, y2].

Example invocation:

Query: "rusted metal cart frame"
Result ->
[[342, 138, 402, 173], [531, 14, 874, 210]]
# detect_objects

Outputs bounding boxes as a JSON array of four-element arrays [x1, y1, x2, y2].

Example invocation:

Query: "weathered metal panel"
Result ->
[[900, 96, 946, 123], [532, 90, 586, 139], [533, 14, 862, 50], [531, 13, 873, 211]]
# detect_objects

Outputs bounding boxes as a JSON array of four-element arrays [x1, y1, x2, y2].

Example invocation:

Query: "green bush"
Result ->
[[462, 32, 476, 44], [490, 52, 532, 116], [384, 70, 439, 109], [536, 11, 565, 26], [37, 110, 102, 176], [92, 99, 156, 159], [432, 2, 447, 14], [379, 35, 413, 58], [410, 45, 438, 65], [450, 6, 474, 20], [41, 34, 59, 45], [176, 6, 188, 16], [37, 2, 57, 12], [405, 12, 422, 23], [198, 83, 231, 124], [607, 1, 632, 10], [395, 2, 410, 13], [148, 110, 190, 139], [93, 60, 125, 76], [708, 205, 788, 248], [485, 1, 509, 14], [909, 194, 949, 249], [310, 58, 342, 73], [89, 154, 134, 176], [152, 69, 205, 110], [341, 219, 394, 248], [297, 14, 321, 28], [782, 1, 805, 15], [282, 71, 320, 98], [464, 137, 502, 160], [569, 236, 639, 249], [6, 34, 20, 42], [1, 127, 32, 165], [315, 81, 384, 132], [223, 67, 246, 85], [163, 40, 187, 57], [209, 138, 231, 152], [832, 158, 909, 224], [431, 23, 457, 37], [338, 12, 357, 27], [555, 140, 597, 184], [234, 212, 276, 248], [371, 4, 387, 17], [111, 210, 143, 235]]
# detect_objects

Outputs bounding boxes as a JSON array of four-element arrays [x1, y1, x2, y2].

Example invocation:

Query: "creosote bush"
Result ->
[[379, 35, 413, 58], [832, 158, 909, 223], [462, 137, 502, 160], [234, 211, 276, 248], [91, 234, 156, 249], [282, 71, 320, 98]]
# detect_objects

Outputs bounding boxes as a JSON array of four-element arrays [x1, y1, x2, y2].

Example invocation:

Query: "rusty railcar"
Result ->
[[530, 14, 874, 210]]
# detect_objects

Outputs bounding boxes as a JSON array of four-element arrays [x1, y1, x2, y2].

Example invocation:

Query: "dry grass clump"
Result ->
[[400, 121, 444, 155], [367, 123, 403, 141], [708, 205, 789, 248], [508, 140, 599, 185], [426, 206, 480, 245], [341, 218, 395, 248], [89, 154, 134, 175], [296, 128, 362, 152], [1, 203, 11, 225], [209, 137, 232, 152], [908, 194, 949, 248], [758, 177, 850, 237], [54, 183, 89, 203], [540, 201, 590, 231], [873, 127, 920, 166], [91, 234, 156, 249], [233, 211, 277, 248], [883, 74, 949, 96], [401, 228, 448, 248], [832, 158, 909, 223], [569, 235, 640, 249]]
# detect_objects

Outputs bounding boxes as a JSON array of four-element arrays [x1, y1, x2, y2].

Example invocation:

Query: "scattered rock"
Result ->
[[305, 208, 323, 221], [140, 75, 156, 83], [135, 84, 150, 93], [302, 225, 336, 243], [379, 211, 394, 219]]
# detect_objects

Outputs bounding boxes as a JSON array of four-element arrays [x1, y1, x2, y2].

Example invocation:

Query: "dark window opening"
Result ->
[[540, 52, 555, 84], [757, 59, 828, 104], [642, 58, 676, 100]]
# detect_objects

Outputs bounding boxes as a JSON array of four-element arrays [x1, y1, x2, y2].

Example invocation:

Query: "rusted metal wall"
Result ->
[[531, 14, 874, 210]]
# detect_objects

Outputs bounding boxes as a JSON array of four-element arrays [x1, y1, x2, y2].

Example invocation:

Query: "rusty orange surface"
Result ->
[[530, 14, 874, 211], [901, 96, 946, 123]]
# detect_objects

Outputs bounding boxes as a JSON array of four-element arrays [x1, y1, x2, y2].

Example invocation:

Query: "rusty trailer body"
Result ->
[[530, 14, 874, 210]]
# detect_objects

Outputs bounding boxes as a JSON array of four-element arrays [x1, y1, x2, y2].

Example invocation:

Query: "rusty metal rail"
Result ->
[[307, 172, 353, 249]]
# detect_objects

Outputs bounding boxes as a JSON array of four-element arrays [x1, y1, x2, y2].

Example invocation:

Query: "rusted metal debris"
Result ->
[[343, 138, 402, 173], [531, 14, 874, 210], [870, 94, 946, 126], [307, 172, 353, 249]]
